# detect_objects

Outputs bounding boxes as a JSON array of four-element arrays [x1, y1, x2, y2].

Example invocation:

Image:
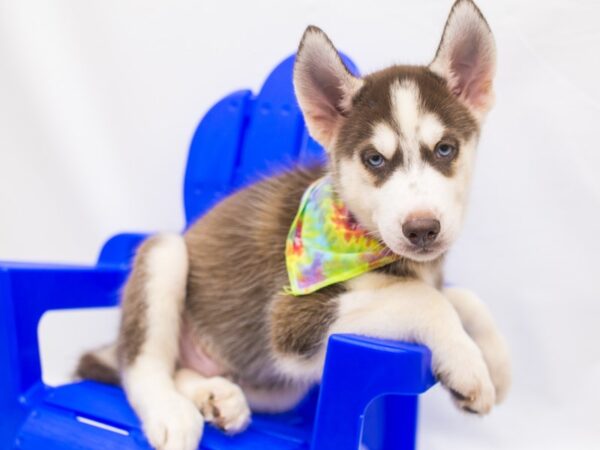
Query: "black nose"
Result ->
[[402, 218, 441, 247]]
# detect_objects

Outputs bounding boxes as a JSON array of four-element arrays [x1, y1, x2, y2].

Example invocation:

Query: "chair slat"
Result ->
[[184, 90, 253, 224]]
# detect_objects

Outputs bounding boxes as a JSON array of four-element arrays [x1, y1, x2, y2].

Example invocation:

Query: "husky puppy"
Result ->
[[77, 1, 511, 449]]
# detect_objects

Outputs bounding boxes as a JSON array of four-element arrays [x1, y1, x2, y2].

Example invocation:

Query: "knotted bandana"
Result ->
[[285, 176, 399, 295]]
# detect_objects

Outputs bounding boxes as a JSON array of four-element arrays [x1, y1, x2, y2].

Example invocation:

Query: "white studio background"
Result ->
[[1, 1, 599, 449]]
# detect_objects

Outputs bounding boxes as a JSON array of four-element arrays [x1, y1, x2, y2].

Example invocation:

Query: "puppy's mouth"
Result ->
[[386, 240, 446, 263], [406, 244, 444, 261]]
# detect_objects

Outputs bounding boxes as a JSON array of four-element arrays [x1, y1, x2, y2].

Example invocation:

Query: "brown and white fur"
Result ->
[[77, 1, 511, 449]]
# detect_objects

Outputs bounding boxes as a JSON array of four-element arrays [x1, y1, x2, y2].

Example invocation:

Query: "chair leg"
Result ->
[[0, 271, 29, 447], [310, 335, 433, 450], [362, 395, 419, 450]]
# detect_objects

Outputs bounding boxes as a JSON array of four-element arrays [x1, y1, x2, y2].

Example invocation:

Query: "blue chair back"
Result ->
[[182, 54, 358, 225]]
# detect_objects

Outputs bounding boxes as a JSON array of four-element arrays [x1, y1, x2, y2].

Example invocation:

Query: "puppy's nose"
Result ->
[[402, 217, 441, 247]]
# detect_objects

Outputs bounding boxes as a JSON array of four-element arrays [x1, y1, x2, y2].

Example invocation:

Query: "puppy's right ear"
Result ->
[[294, 26, 362, 149], [429, 0, 496, 119]]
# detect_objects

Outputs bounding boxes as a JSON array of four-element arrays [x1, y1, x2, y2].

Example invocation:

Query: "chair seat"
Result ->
[[16, 381, 314, 449]]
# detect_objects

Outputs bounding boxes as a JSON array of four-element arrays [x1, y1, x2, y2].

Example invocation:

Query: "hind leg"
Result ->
[[175, 369, 251, 434], [119, 234, 203, 450]]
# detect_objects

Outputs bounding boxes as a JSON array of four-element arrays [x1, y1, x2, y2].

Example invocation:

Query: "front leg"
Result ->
[[271, 274, 496, 414], [444, 287, 512, 403]]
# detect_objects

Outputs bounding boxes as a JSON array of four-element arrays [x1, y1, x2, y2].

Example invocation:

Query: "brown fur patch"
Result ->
[[183, 165, 327, 388], [270, 284, 345, 358], [76, 352, 120, 385]]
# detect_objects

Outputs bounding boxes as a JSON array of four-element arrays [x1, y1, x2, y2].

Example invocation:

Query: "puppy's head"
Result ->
[[293, 0, 495, 262]]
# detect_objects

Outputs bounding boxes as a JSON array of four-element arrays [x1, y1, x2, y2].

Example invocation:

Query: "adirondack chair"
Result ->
[[0, 54, 437, 450]]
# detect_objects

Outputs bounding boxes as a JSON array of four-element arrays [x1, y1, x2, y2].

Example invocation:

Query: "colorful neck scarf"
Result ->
[[285, 176, 399, 296]]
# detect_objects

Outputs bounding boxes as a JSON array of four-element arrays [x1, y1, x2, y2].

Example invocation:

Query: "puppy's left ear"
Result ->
[[294, 26, 363, 149], [430, 0, 496, 119]]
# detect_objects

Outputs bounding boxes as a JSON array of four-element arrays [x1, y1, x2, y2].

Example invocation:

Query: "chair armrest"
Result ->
[[311, 334, 437, 450], [0, 263, 128, 398]]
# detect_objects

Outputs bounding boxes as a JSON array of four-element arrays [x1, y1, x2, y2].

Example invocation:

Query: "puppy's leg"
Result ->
[[119, 234, 203, 450], [175, 369, 251, 434], [334, 279, 496, 413], [271, 275, 496, 414], [443, 287, 512, 403]]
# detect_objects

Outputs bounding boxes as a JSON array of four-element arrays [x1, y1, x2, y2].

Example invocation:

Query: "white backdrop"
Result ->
[[1, 1, 599, 449]]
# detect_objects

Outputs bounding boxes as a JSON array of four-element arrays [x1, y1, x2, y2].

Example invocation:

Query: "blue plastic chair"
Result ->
[[0, 54, 437, 450]]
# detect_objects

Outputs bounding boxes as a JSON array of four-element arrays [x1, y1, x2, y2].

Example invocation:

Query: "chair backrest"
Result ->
[[182, 54, 358, 225]]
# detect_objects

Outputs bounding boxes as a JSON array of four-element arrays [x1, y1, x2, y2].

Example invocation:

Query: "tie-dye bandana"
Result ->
[[285, 176, 399, 296]]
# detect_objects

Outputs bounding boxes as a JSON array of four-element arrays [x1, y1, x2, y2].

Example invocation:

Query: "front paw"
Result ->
[[142, 393, 204, 450], [442, 287, 512, 405], [435, 341, 496, 415]]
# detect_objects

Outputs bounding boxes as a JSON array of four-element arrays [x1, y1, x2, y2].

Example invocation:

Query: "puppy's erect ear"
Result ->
[[294, 26, 363, 149], [430, 0, 496, 118]]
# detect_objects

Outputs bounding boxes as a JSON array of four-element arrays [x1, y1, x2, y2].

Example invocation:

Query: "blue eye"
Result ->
[[366, 152, 385, 168], [435, 142, 456, 159]]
